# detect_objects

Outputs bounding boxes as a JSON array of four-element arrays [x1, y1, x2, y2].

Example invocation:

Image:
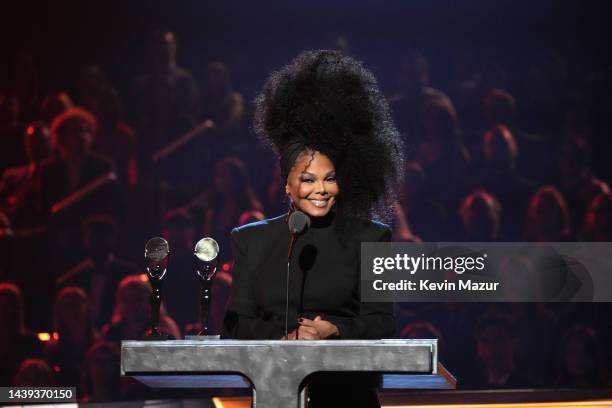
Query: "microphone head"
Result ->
[[194, 237, 219, 262], [144, 237, 170, 280], [288, 211, 311, 234]]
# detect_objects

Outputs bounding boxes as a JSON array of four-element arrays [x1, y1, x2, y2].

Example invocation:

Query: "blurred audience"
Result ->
[[464, 312, 532, 389], [0, 122, 53, 230], [13, 358, 55, 387], [0, 283, 43, 386], [79, 340, 123, 402], [44, 287, 97, 389], [459, 189, 501, 241], [160, 209, 201, 331], [131, 29, 199, 164], [102, 275, 181, 342], [525, 186, 572, 241], [56, 215, 138, 328], [478, 125, 537, 239], [583, 192, 612, 241], [203, 157, 263, 261], [414, 97, 473, 215], [78, 64, 138, 186], [555, 325, 610, 388]]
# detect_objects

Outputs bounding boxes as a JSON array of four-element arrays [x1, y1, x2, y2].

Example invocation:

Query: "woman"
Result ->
[[224, 50, 403, 408]]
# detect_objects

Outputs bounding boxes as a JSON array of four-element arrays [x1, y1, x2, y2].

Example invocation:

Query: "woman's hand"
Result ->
[[284, 324, 321, 340], [297, 316, 339, 339], [281, 316, 340, 340]]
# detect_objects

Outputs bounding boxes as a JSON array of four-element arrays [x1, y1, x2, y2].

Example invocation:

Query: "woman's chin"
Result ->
[[299, 205, 332, 218]]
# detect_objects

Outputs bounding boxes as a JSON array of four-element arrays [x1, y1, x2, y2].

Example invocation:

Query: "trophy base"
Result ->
[[185, 334, 221, 341]]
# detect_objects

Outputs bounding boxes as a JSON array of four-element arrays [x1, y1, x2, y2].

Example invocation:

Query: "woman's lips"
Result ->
[[309, 199, 329, 208]]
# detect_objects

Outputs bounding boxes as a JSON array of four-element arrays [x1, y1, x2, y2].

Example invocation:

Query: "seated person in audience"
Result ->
[[203, 157, 263, 262], [40, 107, 114, 213], [524, 186, 573, 241], [459, 189, 501, 241], [0, 283, 43, 386], [560, 137, 610, 234], [160, 209, 200, 331], [479, 125, 537, 239], [77, 65, 138, 187], [555, 325, 610, 388], [79, 341, 122, 402], [131, 29, 199, 161], [400, 320, 445, 357], [388, 52, 449, 139], [13, 358, 56, 387], [397, 162, 449, 241], [102, 275, 181, 342], [56, 215, 138, 328], [44, 287, 97, 390], [583, 192, 612, 241], [414, 97, 473, 216], [463, 312, 532, 389], [0, 122, 53, 229]]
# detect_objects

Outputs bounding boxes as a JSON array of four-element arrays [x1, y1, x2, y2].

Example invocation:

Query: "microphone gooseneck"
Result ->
[[285, 211, 310, 339]]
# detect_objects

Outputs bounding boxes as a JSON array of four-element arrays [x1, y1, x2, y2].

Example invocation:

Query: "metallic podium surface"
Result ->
[[121, 339, 455, 408]]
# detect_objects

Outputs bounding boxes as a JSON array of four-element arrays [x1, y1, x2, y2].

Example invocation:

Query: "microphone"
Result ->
[[285, 211, 310, 339], [194, 238, 220, 336], [144, 237, 170, 338], [288, 210, 311, 234]]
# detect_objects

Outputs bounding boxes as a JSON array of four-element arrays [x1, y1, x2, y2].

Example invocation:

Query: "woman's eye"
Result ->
[[326, 177, 337, 182], [301, 178, 314, 183]]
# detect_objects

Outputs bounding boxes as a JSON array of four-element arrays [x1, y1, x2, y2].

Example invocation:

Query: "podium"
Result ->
[[121, 339, 455, 408]]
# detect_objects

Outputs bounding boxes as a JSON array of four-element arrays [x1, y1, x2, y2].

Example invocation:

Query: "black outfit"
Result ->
[[224, 212, 394, 408]]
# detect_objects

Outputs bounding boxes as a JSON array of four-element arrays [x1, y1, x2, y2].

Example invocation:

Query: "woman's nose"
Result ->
[[316, 180, 327, 194]]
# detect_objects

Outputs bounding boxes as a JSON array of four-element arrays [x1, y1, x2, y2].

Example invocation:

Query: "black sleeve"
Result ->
[[223, 228, 284, 340], [327, 226, 396, 339]]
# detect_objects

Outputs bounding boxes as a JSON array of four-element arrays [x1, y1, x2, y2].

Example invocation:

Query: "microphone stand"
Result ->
[[285, 233, 298, 339]]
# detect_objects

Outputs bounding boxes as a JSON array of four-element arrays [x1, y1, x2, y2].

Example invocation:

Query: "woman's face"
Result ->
[[285, 150, 339, 218]]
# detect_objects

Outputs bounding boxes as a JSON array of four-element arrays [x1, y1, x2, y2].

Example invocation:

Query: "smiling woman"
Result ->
[[223, 49, 404, 408], [285, 150, 339, 217]]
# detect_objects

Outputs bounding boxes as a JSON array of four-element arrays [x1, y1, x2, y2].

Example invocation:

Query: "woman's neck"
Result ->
[[309, 210, 335, 228]]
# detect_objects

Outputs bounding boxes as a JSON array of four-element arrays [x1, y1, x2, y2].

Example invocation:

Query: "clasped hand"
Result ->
[[283, 315, 339, 340]]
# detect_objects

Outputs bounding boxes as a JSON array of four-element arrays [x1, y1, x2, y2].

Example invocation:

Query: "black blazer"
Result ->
[[224, 213, 395, 340]]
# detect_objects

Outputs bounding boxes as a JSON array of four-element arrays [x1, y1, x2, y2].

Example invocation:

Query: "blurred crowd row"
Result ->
[[1, 29, 611, 399]]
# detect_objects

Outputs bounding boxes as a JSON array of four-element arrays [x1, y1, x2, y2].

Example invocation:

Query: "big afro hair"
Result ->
[[254, 50, 404, 224]]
